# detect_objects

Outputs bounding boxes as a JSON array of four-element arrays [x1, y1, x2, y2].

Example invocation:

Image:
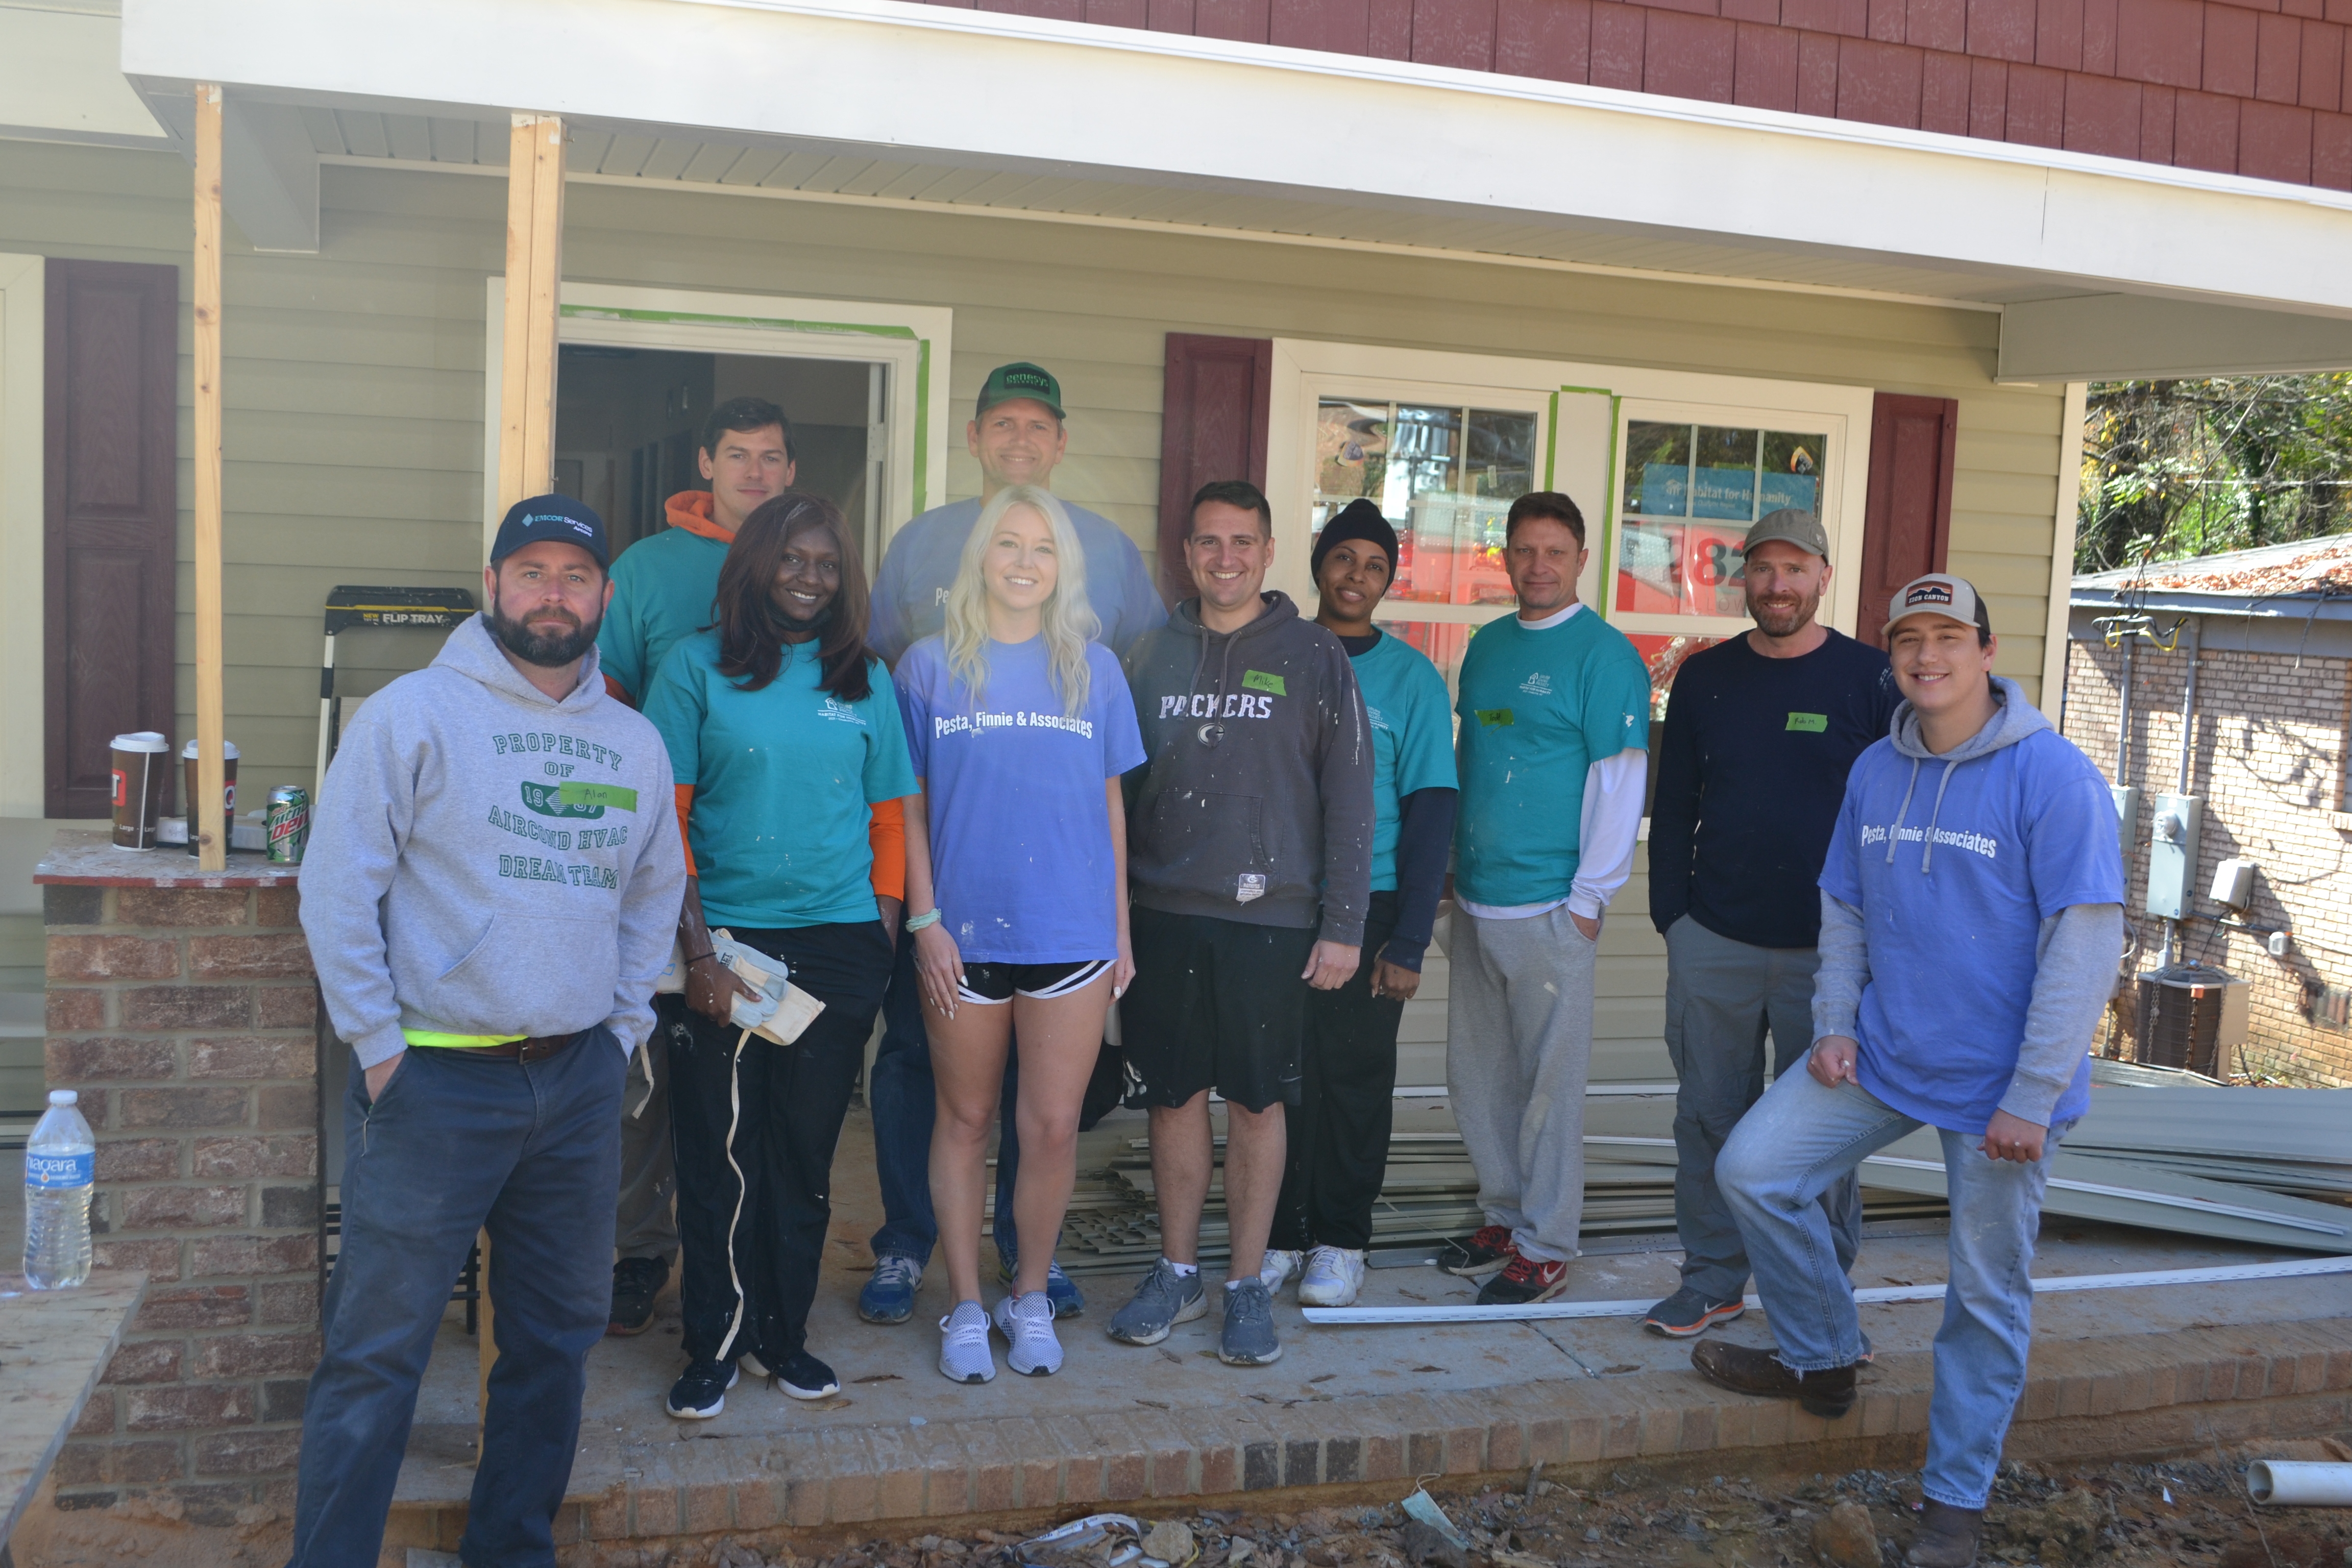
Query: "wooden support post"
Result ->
[[191, 86, 228, 874], [481, 108, 568, 1446]]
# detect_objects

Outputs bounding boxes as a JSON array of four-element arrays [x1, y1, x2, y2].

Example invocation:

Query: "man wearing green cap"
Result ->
[[860, 363, 1166, 1327]]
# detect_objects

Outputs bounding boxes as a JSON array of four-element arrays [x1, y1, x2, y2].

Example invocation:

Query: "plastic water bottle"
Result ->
[[24, 1089, 94, 1290]]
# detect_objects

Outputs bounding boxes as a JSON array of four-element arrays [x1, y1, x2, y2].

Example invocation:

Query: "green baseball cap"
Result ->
[[975, 362, 1065, 421]]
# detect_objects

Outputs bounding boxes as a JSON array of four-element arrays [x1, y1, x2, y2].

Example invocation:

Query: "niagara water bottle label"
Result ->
[[26, 1150, 93, 1189]]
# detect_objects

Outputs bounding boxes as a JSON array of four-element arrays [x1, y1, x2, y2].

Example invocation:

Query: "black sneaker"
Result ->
[[1640, 1285, 1745, 1339], [608, 1255, 669, 1337], [778, 1349, 840, 1401], [665, 1357, 737, 1420], [1439, 1224, 1516, 1278]]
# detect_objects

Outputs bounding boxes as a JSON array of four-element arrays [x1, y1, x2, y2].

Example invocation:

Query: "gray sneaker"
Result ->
[[1107, 1258, 1207, 1346], [1217, 1277, 1282, 1366]]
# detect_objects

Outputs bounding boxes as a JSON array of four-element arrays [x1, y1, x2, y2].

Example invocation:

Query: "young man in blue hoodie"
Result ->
[[1700, 574, 2124, 1568], [289, 497, 688, 1568]]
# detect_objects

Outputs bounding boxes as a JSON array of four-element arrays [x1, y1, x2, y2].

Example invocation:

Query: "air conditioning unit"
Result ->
[[2132, 963, 2248, 1077]]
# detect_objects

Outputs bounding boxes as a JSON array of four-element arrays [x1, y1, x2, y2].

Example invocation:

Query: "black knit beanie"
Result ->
[[1312, 498, 1400, 578]]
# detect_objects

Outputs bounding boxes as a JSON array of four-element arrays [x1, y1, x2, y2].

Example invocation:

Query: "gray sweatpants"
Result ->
[[1662, 915, 1859, 1302], [1444, 906, 1595, 1264], [614, 1000, 682, 1264]]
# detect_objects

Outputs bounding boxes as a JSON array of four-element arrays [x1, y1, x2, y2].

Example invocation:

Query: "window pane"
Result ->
[[1623, 421, 1690, 517], [1315, 399, 1387, 527], [1464, 409, 1536, 499], [1759, 430, 1826, 515], [1615, 517, 1749, 619], [1316, 400, 1535, 608], [1627, 632, 1723, 720], [1691, 426, 1759, 521]]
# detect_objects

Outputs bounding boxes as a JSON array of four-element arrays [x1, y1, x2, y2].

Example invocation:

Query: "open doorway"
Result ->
[[555, 347, 888, 562]]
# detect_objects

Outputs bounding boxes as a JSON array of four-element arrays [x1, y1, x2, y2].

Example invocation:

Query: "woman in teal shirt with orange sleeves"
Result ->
[[642, 493, 917, 1422]]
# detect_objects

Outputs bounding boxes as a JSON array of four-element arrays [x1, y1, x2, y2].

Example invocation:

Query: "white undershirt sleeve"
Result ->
[[1568, 747, 1648, 919]]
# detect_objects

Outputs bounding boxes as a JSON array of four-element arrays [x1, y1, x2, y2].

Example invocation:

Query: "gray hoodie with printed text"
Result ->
[[1122, 592, 1375, 946], [300, 614, 689, 1070]]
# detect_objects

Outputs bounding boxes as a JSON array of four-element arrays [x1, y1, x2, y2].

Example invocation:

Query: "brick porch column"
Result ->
[[37, 829, 319, 1522]]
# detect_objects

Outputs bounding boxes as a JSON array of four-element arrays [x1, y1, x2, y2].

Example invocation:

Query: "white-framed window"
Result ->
[[1267, 341, 1871, 707]]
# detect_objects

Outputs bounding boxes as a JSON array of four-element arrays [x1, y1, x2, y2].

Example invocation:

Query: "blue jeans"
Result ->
[[1717, 1065, 2070, 1511], [868, 921, 1025, 1264], [287, 1033, 624, 1568]]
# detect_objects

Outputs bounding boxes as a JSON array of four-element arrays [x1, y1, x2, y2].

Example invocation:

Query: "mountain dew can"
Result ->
[[266, 786, 309, 864]]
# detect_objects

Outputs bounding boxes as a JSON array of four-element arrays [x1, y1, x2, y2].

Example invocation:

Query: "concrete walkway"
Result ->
[[384, 1106, 2352, 1557]]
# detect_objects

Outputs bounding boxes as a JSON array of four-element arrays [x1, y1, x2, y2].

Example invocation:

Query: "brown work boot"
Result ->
[[1904, 1501, 1983, 1566], [1689, 1339, 1857, 1418]]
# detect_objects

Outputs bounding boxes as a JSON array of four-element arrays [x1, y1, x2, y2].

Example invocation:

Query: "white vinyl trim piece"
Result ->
[[2039, 381, 2089, 718], [0, 253, 42, 819], [1861, 1153, 2351, 1237], [1302, 1254, 2352, 1324]]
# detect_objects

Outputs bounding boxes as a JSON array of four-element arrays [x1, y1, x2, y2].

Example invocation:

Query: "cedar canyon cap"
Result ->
[[1884, 572, 1994, 638], [975, 362, 1066, 421], [1741, 507, 1830, 560]]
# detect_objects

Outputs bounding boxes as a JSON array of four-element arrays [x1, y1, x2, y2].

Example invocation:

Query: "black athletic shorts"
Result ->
[[957, 958, 1113, 1006], [1119, 906, 1316, 1113]]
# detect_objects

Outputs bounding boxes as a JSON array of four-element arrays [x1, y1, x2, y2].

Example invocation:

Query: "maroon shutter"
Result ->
[[1855, 392, 1958, 651], [1157, 333, 1272, 604], [45, 260, 180, 818]]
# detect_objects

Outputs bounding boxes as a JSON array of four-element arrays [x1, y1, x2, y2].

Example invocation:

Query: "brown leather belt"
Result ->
[[471, 1031, 583, 1064]]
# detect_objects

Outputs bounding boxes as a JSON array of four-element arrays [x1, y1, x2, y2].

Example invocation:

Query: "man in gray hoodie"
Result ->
[[1111, 479, 1375, 1368], [288, 495, 688, 1568], [1699, 575, 2123, 1568]]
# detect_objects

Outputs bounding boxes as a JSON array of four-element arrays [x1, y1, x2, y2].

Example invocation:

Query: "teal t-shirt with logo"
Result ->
[[1454, 607, 1652, 906], [1352, 633, 1458, 892], [597, 526, 731, 703], [642, 629, 918, 929]]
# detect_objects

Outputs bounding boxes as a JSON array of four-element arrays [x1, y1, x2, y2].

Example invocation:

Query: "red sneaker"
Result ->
[[1440, 1225, 1516, 1278], [1478, 1252, 1570, 1305]]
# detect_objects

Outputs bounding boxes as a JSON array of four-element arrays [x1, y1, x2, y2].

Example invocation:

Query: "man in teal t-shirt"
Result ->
[[1444, 492, 1652, 1306], [593, 396, 796, 1337]]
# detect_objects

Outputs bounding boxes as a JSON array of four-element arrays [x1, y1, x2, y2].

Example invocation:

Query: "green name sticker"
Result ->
[[1786, 712, 1828, 733], [1241, 669, 1286, 697], [558, 781, 638, 812], [1476, 708, 1516, 727]]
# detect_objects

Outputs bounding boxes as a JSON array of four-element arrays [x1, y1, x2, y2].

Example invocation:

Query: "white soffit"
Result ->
[[0, 4, 166, 148], [117, 0, 2352, 321]]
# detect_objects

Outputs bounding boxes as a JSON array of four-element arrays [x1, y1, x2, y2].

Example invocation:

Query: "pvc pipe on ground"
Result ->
[[2246, 1462, 2352, 1507]]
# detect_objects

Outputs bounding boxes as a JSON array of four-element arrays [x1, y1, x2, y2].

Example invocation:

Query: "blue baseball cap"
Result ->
[[492, 493, 609, 569]]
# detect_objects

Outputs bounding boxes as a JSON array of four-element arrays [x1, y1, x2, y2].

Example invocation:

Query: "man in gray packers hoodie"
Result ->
[[289, 496, 687, 1568], [1701, 575, 2122, 1568], [1110, 479, 1374, 1368]]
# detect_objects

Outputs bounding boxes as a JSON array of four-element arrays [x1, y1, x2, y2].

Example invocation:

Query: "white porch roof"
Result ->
[[24, 0, 2352, 379]]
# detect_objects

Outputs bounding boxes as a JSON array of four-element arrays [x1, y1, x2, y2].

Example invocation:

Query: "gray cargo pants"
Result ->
[[1662, 914, 1859, 1303], [1445, 906, 1595, 1265]]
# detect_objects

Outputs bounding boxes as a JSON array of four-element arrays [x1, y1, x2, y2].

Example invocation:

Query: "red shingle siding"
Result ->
[[1107, 0, 2352, 186]]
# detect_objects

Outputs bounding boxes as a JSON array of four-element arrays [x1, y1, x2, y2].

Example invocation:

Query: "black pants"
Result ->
[[1270, 890, 1401, 1253], [669, 920, 892, 1365]]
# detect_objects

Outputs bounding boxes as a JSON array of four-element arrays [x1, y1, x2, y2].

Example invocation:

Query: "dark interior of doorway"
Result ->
[[554, 346, 875, 558]]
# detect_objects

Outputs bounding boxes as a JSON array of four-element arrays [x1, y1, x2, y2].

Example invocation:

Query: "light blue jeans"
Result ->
[[1717, 1065, 2071, 1511]]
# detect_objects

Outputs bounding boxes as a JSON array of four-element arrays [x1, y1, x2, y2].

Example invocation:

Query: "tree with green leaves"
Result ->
[[2076, 374, 2352, 574]]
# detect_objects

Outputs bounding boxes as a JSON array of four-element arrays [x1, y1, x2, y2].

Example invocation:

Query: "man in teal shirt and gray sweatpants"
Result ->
[[1443, 492, 1652, 1306]]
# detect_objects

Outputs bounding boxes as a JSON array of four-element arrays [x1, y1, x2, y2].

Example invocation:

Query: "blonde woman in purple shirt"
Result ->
[[896, 484, 1146, 1385]]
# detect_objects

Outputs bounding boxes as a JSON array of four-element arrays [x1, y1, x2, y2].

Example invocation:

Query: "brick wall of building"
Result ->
[[40, 880, 319, 1521], [2063, 635, 2352, 1084], [932, 0, 2352, 192]]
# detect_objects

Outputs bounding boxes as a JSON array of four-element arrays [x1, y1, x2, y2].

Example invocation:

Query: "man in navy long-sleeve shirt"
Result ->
[[1641, 508, 1898, 1340]]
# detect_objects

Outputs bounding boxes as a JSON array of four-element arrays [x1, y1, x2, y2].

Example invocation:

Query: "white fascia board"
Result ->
[[0, 6, 167, 147], [119, 0, 2352, 317]]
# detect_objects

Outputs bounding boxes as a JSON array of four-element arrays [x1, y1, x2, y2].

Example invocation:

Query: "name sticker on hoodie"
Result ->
[[1241, 670, 1286, 697]]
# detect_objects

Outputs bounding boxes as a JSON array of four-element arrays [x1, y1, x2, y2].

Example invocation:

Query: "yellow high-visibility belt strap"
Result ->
[[402, 1030, 528, 1048]]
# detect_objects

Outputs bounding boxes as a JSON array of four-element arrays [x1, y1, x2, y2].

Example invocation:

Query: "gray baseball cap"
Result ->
[[1884, 572, 1993, 638], [1741, 508, 1829, 560]]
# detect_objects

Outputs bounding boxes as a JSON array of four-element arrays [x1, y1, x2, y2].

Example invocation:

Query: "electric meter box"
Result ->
[[2146, 793, 2202, 919]]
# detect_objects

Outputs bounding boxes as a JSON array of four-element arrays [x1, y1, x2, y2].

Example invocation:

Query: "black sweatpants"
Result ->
[[669, 920, 892, 1366], [1270, 891, 1401, 1253]]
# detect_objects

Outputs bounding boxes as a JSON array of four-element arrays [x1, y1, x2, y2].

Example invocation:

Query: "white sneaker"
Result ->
[[1257, 1250, 1302, 1295], [1298, 1246, 1366, 1307], [738, 1351, 771, 1379], [938, 1300, 995, 1384], [991, 1290, 1064, 1376]]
